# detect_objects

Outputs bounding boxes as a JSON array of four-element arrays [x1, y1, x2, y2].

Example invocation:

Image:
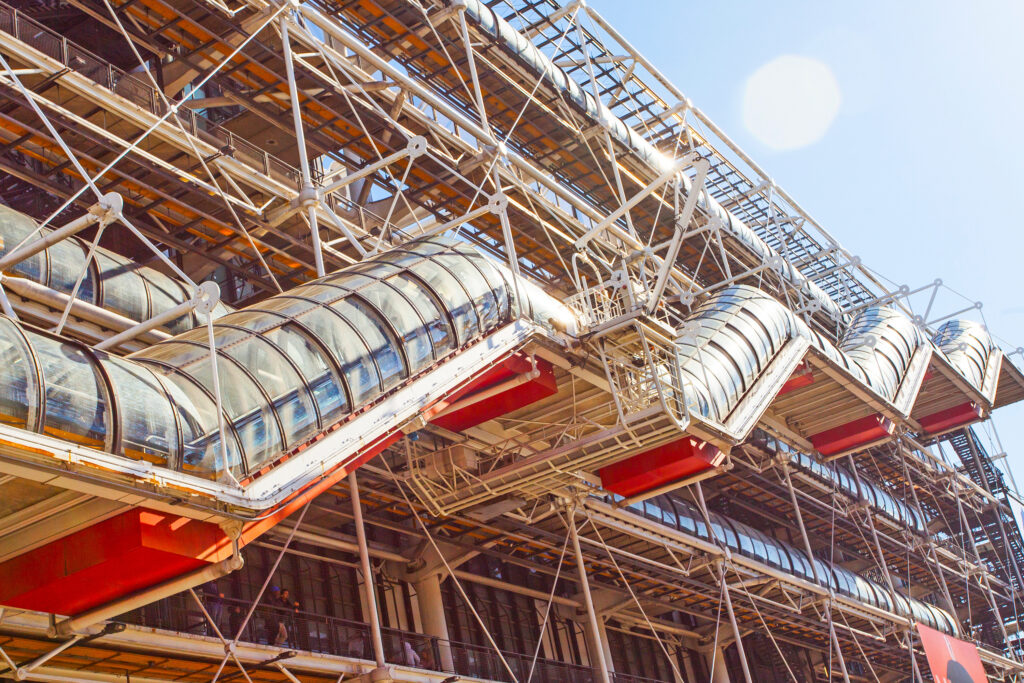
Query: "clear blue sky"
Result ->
[[586, 0, 1024, 483]]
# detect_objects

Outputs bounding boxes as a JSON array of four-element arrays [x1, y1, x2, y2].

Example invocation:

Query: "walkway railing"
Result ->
[[122, 594, 667, 683], [0, 0, 302, 188]]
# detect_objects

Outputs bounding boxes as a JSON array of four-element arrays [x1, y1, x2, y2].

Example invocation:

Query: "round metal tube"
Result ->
[[349, 471, 386, 667], [567, 505, 611, 683]]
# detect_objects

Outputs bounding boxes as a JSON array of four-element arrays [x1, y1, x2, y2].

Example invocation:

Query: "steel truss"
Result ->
[[0, 0, 1023, 681]]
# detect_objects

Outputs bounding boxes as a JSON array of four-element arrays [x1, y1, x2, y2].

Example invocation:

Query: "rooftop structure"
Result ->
[[0, 0, 1022, 681]]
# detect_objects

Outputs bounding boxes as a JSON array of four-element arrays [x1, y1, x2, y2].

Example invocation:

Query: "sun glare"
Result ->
[[742, 55, 841, 151]]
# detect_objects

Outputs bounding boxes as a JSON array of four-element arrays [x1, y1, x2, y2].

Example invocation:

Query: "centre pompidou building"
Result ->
[[0, 0, 1021, 681]]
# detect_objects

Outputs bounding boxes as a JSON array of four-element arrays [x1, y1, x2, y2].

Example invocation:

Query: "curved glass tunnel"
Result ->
[[0, 235, 571, 481], [0, 204, 231, 333], [626, 494, 958, 635]]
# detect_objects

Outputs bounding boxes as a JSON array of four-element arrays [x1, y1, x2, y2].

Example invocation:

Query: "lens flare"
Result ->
[[742, 55, 841, 151]]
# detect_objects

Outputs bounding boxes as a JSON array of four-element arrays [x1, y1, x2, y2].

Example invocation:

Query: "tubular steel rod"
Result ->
[[567, 504, 612, 683], [349, 471, 387, 668]]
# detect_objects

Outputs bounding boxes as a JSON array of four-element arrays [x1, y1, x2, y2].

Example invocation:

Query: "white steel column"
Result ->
[[349, 471, 386, 668], [716, 562, 753, 683], [567, 505, 612, 683], [782, 464, 851, 683], [280, 14, 325, 277], [704, 645, 730, 683], [414, 573, 455, 672]]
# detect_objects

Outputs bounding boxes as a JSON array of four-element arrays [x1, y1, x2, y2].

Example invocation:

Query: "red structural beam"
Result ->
[[810, 414, 895, 456], [599, 437, 723, 498], [431, 354, 557, 432], [919, 401, 983, 435]]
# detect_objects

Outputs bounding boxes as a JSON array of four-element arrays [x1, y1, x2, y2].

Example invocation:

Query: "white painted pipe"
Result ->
[[94, 298, 195, 350], [430, 367, 540, 420], [1, 275, 171, 342], [51, 554, 243, 638]]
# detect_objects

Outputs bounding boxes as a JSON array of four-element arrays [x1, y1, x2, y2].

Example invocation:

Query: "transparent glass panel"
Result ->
[[26, 331, 108, 448], [0, 205, 45, 283], [214, 327, 318, 449], [263, 324, 349, 426], [173, 349, 282, 470], [407, 258, 477, 345], [387, 272, 453, 356], [331, 298, 405, 389], [145, 366, 244, 479], [47, 238, 96, 304], [294, 305, 380, 405], [348, 261, 401, 279], [454, 247, 509, 319], [433, 253, 498, 330], [141, 269, 192, 333], [250, 295, 319, 320], [0, 318, 36, 429], [215, 309, 285, 336], [298, 282, 366, 304], [94, 251, 149, 322], [319, 270, 380, 290], [101, 356, 176, 466], [134, 340, 215, 367], [379, 248, 431, 269], [352, 283, 432, 372]]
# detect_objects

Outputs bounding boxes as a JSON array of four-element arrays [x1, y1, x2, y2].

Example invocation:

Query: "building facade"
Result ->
[[0, 0, 1021, 681]]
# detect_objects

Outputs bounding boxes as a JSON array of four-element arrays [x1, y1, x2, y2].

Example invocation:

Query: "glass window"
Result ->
[[141, 269, 192, 334], [387, 272, 453, 357], [788, 548, 815, 582], [294, 305, 380, 405], [101, 356, 176, 466], [145, 366, 244, 480], [407, 257, 478, 345], [263, 323, 349, 427], [0, 205, 45, 284], [94, 251, 149, 322], [0, 318, 37, 429], [26, 330, 109, 449], [455, 248, 510, 319], [330, 298, 405, 389], [214, 327, 319, 449], [735, 526, 756, 557], [347, 261, 401, 279], [161, 345, 282, 471], [284, 283, 347, 306], [134, 340, 215, 368], [250, 295, 319, 320], [774, 545, 795, 574], [47, 238, 96, 304], [433, 253, 499, 330], [213, 309, 285, 336], [353, 282, 432, 373], [708, 513, 738, 550], [378, 248, 430, 269], [747, 529, 771, 565]]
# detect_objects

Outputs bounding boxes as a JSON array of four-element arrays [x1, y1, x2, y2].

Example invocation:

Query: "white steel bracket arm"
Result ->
[[0, 192, 122, 272], [94, 280, 221, 352], [646, 159, 709, 316], [573, 153, 696, 252], [319, 136, 427, 196]]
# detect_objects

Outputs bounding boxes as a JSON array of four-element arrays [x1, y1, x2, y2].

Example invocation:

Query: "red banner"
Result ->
[[916, 623, 987, 683]]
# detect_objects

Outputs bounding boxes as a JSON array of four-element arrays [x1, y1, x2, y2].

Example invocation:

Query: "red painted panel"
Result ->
[[777, 363, 815, 397], [917, 623, 986, 683], [432, 357, 557, 432], [0, 429, 405, 615], [0, 509, 223, 615], [810, 413, 895, 456], [919, 401, 983, 435], [598, 437, 723, 498]]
